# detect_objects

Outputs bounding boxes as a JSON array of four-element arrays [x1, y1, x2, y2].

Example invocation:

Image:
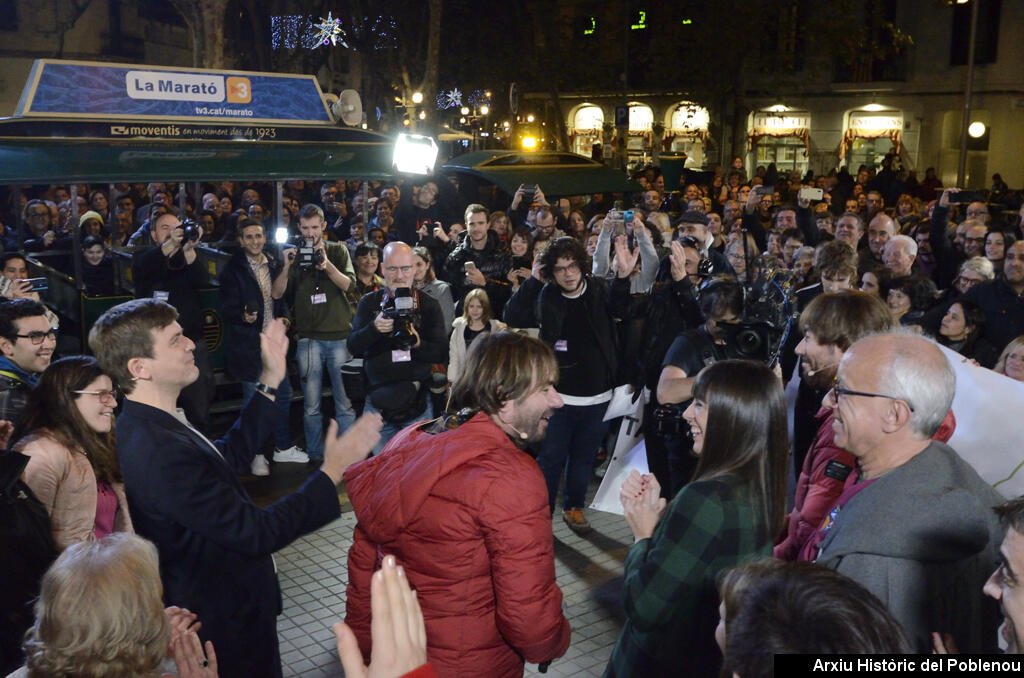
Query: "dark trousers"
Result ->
[[536, 402, 609, 513], [642, 400, 673, 499]]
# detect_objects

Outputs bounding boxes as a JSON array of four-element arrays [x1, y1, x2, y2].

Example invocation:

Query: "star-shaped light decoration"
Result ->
[[310, 12, 347, 48], [435, 88, 463, 110]]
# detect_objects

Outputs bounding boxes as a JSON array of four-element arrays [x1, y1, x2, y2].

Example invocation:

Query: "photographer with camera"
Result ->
[[132, 208, 214, 432], [271, 204, 358, 464], [655, 278, 745, 495], [393, 179, 458, 246], [348, 242, 448, 455]]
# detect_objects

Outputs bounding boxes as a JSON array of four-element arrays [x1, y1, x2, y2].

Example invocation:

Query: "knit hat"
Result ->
[[79, 210, 105, 227]]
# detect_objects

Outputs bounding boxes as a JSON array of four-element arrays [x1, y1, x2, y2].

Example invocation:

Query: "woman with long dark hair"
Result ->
[[937, 299, 998, 368], [604, 360, 788, 678], [17, 356, 131, 550]]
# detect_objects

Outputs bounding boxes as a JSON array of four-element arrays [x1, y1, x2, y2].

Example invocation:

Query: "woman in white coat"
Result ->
[[448, 288, 506, 384]]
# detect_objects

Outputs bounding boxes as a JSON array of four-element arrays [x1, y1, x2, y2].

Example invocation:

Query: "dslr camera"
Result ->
[[381, 287, 420, 350], [179, 218, 202, 243], [292, 235, 325, 270]]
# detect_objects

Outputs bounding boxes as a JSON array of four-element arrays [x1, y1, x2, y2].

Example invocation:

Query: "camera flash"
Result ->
[[275, 227, 289, 244]]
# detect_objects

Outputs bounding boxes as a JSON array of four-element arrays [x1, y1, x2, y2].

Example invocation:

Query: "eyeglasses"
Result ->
[[552, 262, 580, 275], [383, 265, 414, 275], [71, 387, 120, 403], [964, 236, 987, 245], [14, 328, 57, 345], [830, 376, 914, 412], [957, 275, 983, 289]]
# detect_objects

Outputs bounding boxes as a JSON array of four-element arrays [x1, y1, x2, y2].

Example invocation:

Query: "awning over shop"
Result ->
[[748, 111, 811, 150], [664, 103, 710, 143], [443, 150, 640, 197], [0, 117, 396, 183], [839, 112, 904, 159]]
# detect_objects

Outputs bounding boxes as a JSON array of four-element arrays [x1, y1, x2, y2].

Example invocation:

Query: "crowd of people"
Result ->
[[2, 156, 1024, 677]]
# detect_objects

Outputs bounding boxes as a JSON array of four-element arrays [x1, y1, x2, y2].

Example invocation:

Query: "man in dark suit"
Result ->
[[88, 298, 381, 678]]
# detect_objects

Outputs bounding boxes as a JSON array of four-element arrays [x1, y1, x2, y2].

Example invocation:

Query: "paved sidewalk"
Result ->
[[274, 499, 631, 677]]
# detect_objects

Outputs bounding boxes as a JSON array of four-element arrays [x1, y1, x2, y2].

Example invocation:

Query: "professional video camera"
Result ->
[[727, 267, 798, 364], [720, 267, 798, 366], [381, 287, 420, 350], [179, 218, 202, 243], [291, 235, 325, 270], [651, 267, 797, 439]]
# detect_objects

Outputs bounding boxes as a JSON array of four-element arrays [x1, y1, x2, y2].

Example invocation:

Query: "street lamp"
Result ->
[[479, 104, 489, 115], [411, 91, 424, 104]]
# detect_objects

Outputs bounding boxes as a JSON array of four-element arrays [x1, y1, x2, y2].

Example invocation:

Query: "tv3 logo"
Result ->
[[226, 77, 252, 104]]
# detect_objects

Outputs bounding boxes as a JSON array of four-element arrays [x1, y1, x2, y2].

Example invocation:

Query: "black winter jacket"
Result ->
[[219, 250, 288, 383], [503, 275, 629, 385], [443, 230, 513, 315]]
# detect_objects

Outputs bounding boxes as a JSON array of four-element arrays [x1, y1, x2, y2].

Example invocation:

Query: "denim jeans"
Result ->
[[296, 338, 357, 460], [535, 402, 610, 513], [362, 397, 432, 456], [241, 376, 294, 453]]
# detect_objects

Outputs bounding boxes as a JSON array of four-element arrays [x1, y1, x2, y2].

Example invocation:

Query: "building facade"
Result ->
[[525, 0, 1023, 189]]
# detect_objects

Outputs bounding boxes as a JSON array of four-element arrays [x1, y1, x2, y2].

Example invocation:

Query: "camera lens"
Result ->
[[736, 329, 762, 357]]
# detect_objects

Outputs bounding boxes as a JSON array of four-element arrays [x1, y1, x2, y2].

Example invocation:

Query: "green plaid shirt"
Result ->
[[604, 475, 770, 678]]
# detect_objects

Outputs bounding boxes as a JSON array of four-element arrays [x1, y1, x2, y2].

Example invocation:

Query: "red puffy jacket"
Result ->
[[775, 407, 956, 560], [344, 412, 571, 678]]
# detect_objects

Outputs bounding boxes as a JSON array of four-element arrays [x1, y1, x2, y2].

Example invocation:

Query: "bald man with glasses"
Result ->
[[805, 332, 1002, 653], [349, 242, 448, 454]]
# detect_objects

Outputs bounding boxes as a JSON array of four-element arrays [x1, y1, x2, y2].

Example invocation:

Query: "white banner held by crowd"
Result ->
[[591, 388, 648, 515], [939, 344, 1024, 498]]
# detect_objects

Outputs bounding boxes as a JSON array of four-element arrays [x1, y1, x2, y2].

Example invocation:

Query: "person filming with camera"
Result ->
[[131, 208, 214, 432], [655, 278, 745, 495], [272, 204, 358, 465], [348, 242, 448, 454]]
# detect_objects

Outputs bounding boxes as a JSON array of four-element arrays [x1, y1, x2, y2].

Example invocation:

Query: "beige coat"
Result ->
[[447, 317, 507, 383], [19, 433, 132, 551]]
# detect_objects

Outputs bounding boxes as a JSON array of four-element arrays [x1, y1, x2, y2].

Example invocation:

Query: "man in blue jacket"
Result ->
[[89, 299, 381, 678]]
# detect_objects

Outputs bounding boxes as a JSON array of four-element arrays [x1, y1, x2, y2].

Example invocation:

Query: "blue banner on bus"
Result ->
[[16, 60, 332, 124]]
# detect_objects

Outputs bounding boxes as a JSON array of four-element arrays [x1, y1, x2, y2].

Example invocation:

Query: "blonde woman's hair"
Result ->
[[24, 533, 170, 677], [995, 335, 1024, 376]]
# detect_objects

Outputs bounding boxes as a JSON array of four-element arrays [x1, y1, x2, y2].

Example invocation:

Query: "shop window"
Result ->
[[628, 105, 653, 132], [573, 106, 603, 131], [755, 137, 807, 174], [847, 137, 894, 172]]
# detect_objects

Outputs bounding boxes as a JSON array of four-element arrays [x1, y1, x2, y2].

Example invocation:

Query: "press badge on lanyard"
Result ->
[[153, 290, 169, 302], [311, 293, 327, 305], [391, 350, 411, 362], [554, 340, 568, 352]]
